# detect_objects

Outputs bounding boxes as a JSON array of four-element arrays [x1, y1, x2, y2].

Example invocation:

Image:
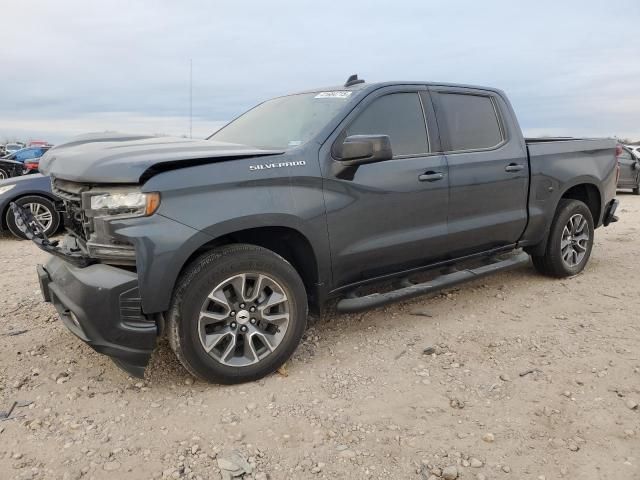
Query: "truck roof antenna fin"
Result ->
[[344, 74, 365, 87]]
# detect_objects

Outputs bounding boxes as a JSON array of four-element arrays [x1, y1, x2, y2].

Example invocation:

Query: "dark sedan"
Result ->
[[0, 174, 61, 239], [0, 146, 51, 179], [0, 158, 25, 179]]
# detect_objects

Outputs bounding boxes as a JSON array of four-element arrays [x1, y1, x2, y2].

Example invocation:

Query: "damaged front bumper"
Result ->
[[10, 202, 95, 267], [11, 202, 157, 378]]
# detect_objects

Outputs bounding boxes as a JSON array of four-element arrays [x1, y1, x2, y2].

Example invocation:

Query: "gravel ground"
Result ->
[[1, 194, 639, 480]]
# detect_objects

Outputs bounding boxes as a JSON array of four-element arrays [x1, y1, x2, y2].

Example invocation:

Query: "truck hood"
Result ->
[[39, 133, 284, 183]]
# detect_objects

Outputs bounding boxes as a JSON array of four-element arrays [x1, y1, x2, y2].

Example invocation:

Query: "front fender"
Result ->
[[128, 156, 331, 313]]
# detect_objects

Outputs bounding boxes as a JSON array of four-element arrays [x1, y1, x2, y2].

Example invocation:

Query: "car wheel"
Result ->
[[531, 199, 594, 278], [0, 168, 9, 180], [633, 184, 640, 195], [6, 196, 61, 240], [168, 244, 308, 384]]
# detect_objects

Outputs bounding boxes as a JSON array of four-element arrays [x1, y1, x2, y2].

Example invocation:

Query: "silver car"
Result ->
[[617, 145, 640, 194], [3, 143, 24, 155]]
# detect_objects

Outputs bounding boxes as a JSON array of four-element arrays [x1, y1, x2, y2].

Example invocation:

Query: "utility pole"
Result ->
[[189, 58, 193, 139]]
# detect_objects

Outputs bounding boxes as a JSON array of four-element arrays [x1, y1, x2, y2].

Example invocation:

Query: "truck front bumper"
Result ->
[[38, 257, 157, 378]]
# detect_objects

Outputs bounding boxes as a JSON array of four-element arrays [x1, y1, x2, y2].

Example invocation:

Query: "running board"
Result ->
[[336, 252, 530, 313]]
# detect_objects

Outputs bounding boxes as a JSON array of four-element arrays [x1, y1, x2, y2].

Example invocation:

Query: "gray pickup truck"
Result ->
[[13, 76, 619, 384]]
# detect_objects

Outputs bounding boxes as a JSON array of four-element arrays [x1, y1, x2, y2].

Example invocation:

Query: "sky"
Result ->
[[1, 0, 639, 144]]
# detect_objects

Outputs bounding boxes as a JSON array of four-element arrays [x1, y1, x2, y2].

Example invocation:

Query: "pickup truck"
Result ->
[[13, 76, 620, 384]]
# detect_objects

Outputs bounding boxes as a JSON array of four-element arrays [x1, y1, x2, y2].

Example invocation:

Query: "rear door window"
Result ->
[[345, 93, 429, 157], [436, 93, 504, 152]]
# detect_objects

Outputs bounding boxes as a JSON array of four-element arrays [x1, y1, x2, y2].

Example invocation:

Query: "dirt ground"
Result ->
[[1, 195, 639, 480]]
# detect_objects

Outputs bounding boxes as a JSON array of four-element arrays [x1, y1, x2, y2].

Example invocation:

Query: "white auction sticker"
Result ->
[[314, 91, 352, 99]]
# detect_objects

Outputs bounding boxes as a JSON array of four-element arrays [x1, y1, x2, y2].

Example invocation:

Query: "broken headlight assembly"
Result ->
[[89, 190, 160, 218], [79, 188, 161, 265]]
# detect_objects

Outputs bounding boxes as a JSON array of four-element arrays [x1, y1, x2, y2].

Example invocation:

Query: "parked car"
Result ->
[[14, 77, 619, 383], [617, 144, 640, 194], [0, 146, 51, 178], [0, 158, 25, 179], [3, 143, 24, 155], [27, 140, 50, 148], [23, 158, 41, 175], [3, 146, 51, 164], [624, 145, 640, 157], [0, 174, 61, 239]]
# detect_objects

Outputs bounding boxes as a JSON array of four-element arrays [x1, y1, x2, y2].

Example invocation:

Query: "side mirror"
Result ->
[[337, 135, 393, 166]]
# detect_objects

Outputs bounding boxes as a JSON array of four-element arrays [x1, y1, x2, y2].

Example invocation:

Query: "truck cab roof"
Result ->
[[291, 78, 504, 97]]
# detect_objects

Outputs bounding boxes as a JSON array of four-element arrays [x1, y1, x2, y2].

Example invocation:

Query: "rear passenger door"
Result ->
[[431, 88, 529, 257]]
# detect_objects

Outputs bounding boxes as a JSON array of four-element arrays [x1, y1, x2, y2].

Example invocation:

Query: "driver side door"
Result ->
[[320, 86, 449, 289]]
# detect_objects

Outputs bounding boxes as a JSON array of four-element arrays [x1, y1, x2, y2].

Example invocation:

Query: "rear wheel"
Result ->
[[168, 244, 308, 384], [6, 196, 60, 240], [531, 199, 594, 278]]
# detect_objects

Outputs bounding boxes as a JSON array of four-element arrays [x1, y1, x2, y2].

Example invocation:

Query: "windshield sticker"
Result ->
[[314, 91, 352, 99], [288, 140, 302, 147]]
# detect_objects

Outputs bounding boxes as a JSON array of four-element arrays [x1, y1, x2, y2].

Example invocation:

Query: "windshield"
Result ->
[[209, 91, 353, 150], [6, 144, 20, 150]]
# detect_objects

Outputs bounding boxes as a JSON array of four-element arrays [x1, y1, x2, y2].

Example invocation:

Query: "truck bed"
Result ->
[[526, 137, 617, 171], [521, 136, 618, 249]]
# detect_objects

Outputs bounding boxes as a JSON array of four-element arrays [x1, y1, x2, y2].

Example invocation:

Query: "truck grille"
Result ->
[[50, 177, 91, 240], [51, 178, 87, 203]]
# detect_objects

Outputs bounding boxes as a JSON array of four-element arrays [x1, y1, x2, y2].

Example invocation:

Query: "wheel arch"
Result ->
[[559, 182, 602, 226], [525, 180, 602, 257], [177, 225, 323, 314]]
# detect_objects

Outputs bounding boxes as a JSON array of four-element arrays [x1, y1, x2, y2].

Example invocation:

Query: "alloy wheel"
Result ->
[[561, 213, 589, 267], [26, 202, 53, 232], [198, 273, 290, 367]]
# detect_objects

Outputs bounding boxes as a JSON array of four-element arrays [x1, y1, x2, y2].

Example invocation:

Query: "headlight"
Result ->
[[0, 184, 16, 196], [89, 190, 160, 218]]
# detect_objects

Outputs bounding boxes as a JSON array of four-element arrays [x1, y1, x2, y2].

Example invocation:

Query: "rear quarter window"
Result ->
[[436, 93, 504, 152]]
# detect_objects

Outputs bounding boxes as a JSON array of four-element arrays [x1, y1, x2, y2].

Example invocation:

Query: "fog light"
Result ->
[[87, 242, 136, 261]]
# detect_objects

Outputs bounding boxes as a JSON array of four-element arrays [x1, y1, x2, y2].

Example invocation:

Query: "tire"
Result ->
[[167, 244, 308, 384], [633, 184, 640, 195], [531, 199, 594, 278], [6, 196, 60, 240], [0, 167, 10, 180]]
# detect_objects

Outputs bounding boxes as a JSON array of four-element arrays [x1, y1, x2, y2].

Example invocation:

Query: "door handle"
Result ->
[[505, 163, 524, 173], [419, 171, 445, 182]]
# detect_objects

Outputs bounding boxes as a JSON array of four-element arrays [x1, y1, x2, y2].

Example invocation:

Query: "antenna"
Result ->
[[189, 59, 193, 139], [344, 74, 365, 87]]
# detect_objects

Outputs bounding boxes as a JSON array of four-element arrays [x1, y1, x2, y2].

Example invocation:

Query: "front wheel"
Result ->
[[167, 244, 308, 384], [531, 199, 594, 278], [0, 167, 10, 180]]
